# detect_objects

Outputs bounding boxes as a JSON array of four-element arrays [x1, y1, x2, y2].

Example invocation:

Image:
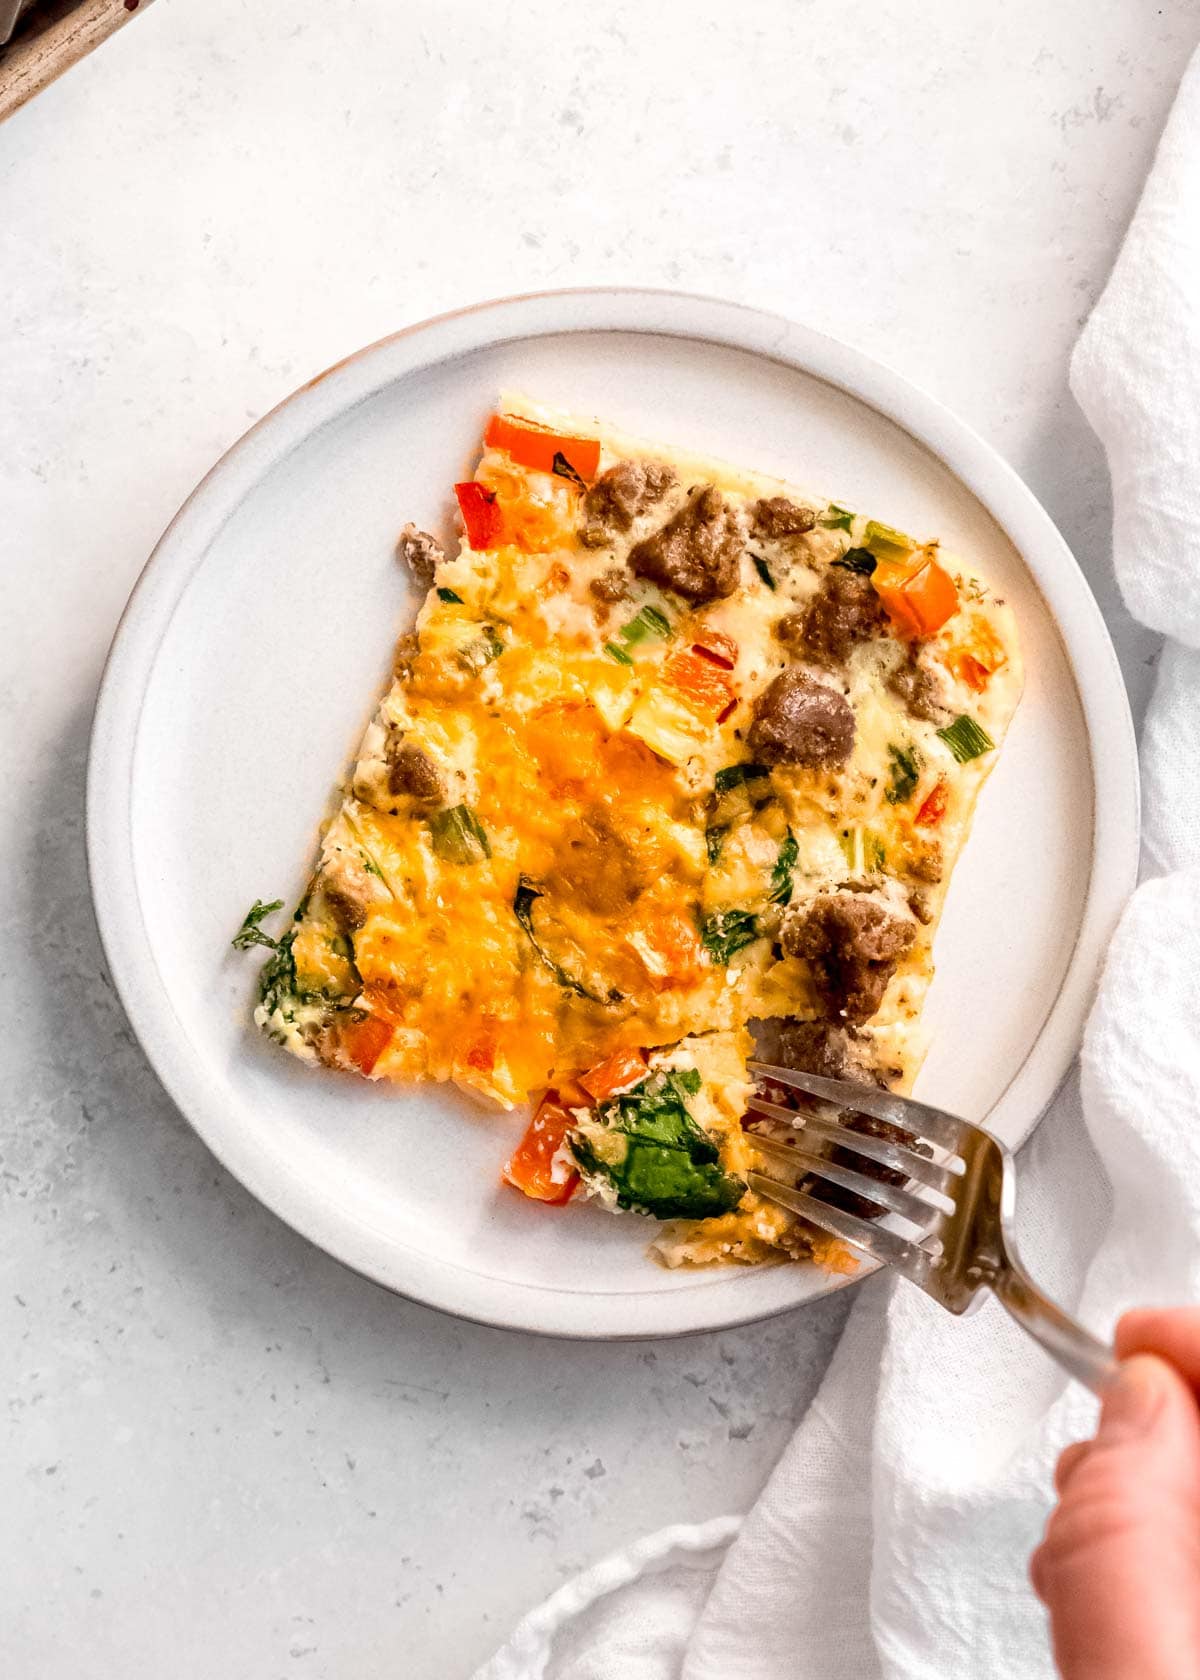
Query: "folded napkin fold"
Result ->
[[474, 43, 1200, 1680]]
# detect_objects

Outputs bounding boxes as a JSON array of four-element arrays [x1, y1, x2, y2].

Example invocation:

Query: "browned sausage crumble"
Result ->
[[804, 1110, 932, 1220], [396, 524, 444, 589], [751, 1020, 925, 1221], [907, 888, 934, 925], [589, 567, 631, 604], [579, 459, 676, 548], [392, 631, 421, 681], [387, 743, 444, 803], [548, 806, 653, 915], [775, 1018, 877, 1084], [775, 569, 887, 666], [904, 839, 944, 885], [752, 497, 817, 539], [888, 650, 952, 724], [322, 880, 369, 933], [747, 667, 856, 769], [627, 485, 743, 603], [782, 892, 915, 1023]]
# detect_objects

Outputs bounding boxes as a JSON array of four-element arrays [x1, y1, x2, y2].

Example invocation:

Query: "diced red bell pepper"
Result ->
[[341, 1013, 393, 1075], [916, 780, 949, 827], [455, 481, 504, 549], [578, 1046, 647, 1103], [503, 1094, 580, 1205], [484, 413, 601, 482]]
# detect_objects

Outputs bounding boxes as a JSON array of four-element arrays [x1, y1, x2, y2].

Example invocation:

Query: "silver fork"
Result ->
[[746, 1061, 1117, 1395]]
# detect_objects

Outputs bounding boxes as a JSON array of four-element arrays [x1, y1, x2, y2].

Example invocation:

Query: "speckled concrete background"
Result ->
[[1, 2, 1194, 1674]]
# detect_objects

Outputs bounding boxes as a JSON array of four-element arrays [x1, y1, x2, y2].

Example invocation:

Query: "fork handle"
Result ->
[[992, 1260, 1119, 1397]]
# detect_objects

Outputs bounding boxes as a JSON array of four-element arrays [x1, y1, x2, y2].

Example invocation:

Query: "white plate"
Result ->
[[87, 290, 1139, 1339]]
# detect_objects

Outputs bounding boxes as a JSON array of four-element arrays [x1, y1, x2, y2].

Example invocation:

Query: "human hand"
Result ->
[[1031, 1308, 1200, 1679]]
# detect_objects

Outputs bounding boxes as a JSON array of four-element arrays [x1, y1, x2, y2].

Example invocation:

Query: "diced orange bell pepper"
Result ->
[[454, 481, 504, 549], [503, 1094, 580, 1205], [340, 1013, 394, 1075], [956, 654, 991, 691], [484, 414, 601, 483], [690, 627, 738, 670], [578, 1046, 647, 1103], [915, 780, 949, 827], [872, 551, 959, 638], [476, 465, 572, 554], [661, 647, 738, 717], [637, 907, 704, 986], [951, 619, 1008, 690]]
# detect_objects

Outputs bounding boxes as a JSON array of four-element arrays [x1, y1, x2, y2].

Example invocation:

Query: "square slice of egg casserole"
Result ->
[[233, 398, 1021, 1268]]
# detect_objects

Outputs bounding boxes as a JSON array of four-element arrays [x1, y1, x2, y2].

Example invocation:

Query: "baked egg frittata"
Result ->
[[234, 399, 1022, 1267]]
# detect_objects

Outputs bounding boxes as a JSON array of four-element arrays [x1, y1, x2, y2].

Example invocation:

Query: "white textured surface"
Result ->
[[0, 1, 1193, 1675]]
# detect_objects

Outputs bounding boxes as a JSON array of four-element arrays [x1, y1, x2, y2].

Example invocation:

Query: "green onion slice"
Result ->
[[428, 805, 491, 864], [937, 714, 994, 764], [619, 604, 671, 646], [837, 828, 886, 872], [458, 626, 504, 672], [864, 519, 915, 559]]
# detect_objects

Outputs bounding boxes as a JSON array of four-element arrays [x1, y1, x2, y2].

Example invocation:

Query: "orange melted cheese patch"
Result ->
[[349, 691, 725, 1104]]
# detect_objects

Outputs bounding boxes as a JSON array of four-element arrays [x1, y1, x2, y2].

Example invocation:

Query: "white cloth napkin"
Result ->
[[473, 43, 1200, 1680]]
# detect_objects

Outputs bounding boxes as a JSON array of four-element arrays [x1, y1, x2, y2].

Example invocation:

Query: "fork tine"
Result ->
[[744, 1099, 960, 1193], [748, 1061, 967, 1155], [748, 1138, 953, 1224], [747, 1093, 818, 1126], [746, 1172, 932, 1285]]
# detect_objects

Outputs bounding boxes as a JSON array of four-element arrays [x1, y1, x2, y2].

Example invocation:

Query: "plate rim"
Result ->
[[86, 286, 1140, 1339]]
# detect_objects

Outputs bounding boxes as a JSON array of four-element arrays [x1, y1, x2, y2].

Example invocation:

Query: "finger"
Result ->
[[1117, 1307, 1200, 1387], [1028, 1535, 1048, 1603], [1036, 1356, 1200, 1679], [1053, 1440, 1091, 1494], [1097, 1352, 1173, 1441]]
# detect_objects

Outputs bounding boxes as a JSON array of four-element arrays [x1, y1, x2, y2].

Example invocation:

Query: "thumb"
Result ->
[[1098, 1352, 1176, 1443], [1033, 1357, 1200, 1680]]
